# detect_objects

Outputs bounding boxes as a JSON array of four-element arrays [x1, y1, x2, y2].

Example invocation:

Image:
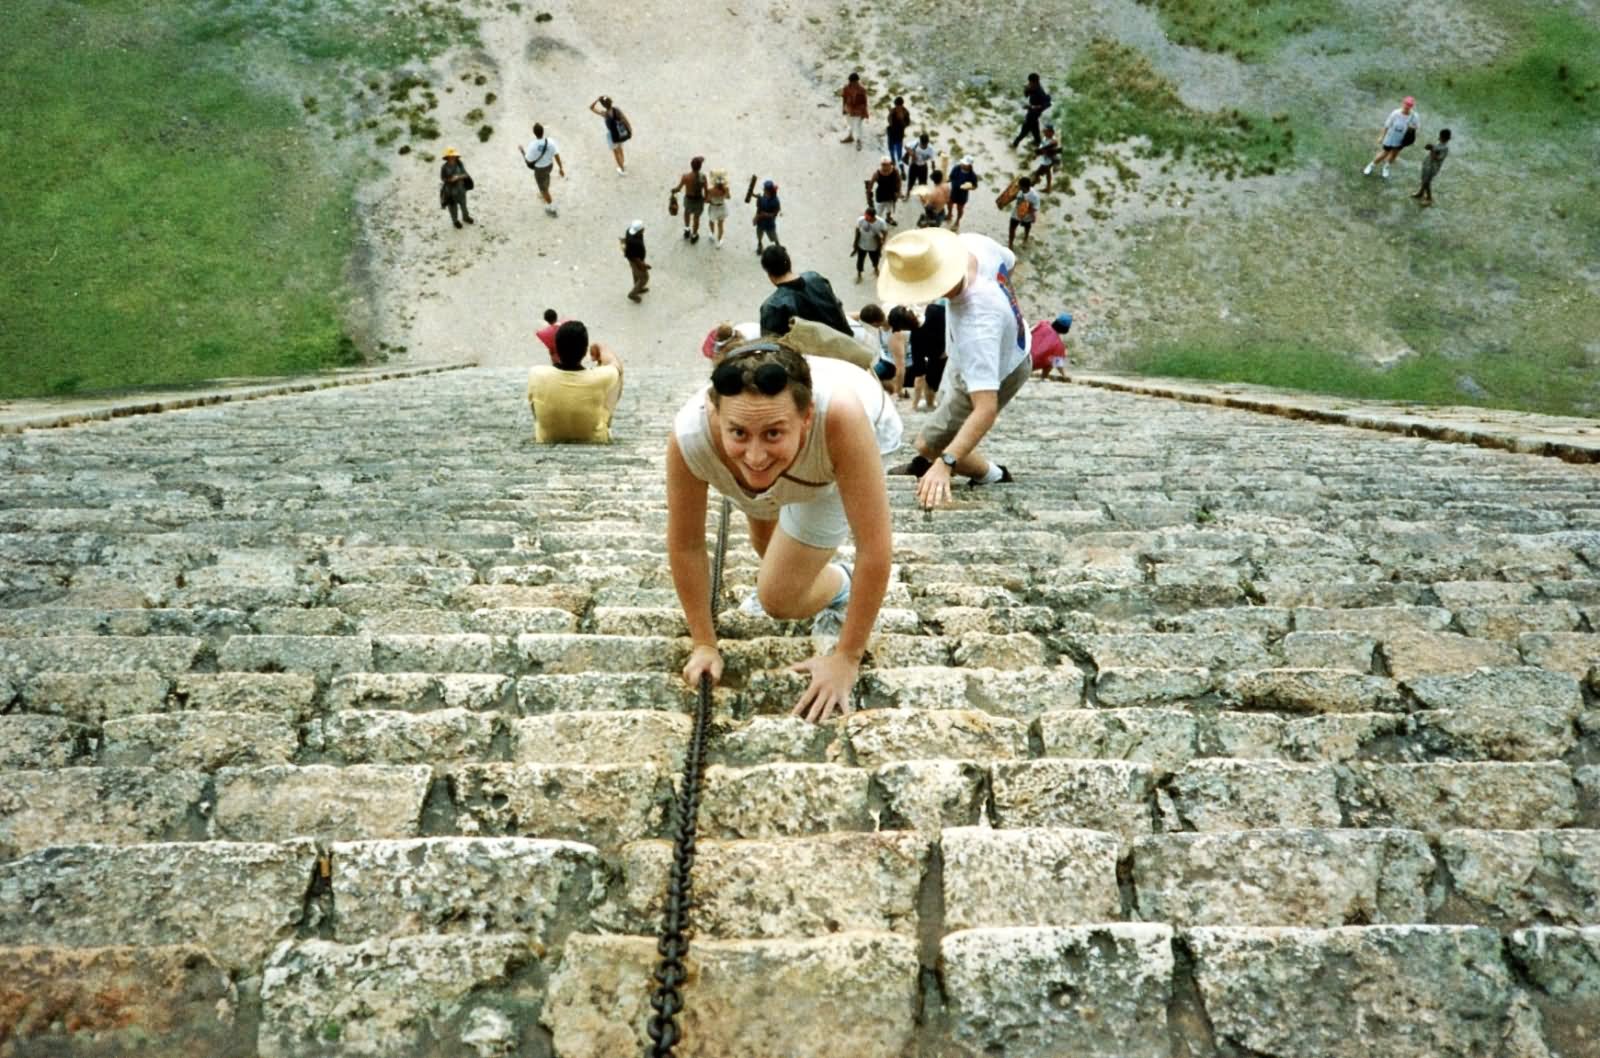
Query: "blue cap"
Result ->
[[762, 179, 776, 189], [1052, 312, 1074, 332]]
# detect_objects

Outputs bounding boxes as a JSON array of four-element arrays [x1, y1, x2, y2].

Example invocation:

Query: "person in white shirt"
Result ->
[[877, 228, 1030, 507], [520, 123, 565, 215], [1363, 96, 1418, 179]]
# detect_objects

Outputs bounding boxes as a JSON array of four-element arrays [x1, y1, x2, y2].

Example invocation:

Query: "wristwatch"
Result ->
[[941, 452, 959, 468]]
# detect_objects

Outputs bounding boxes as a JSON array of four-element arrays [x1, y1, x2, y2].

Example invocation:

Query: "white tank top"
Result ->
[[673, 356, 904, 521]]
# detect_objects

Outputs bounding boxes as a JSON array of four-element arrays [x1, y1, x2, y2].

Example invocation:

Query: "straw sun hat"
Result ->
[[876, 228, 968, 304]]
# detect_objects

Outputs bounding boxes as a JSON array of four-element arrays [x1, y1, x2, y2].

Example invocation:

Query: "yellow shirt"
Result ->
[[526, 364, 620, 443]]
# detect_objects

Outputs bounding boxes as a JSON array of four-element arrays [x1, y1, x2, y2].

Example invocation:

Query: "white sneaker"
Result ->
[[738, 590, 769, 618], [1363, 163, 1373, 176], [545, 205, 558, 217], [1381, 166, 1390, 179], [810, 563, 852, 637], [617, 166, 627, 176]]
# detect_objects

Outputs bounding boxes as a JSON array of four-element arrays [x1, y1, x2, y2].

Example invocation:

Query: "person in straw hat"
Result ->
[[877, 227, 1030, 507], [705, 168, 732, 247], [438, 147, 474, 229]]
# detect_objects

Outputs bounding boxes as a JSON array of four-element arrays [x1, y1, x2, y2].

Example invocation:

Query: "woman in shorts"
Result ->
[[590, 95, 631, 174], [705, 169, 732, 247], [666, 342, 901, 722]]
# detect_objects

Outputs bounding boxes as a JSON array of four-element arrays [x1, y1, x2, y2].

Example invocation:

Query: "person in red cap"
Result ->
[[1364, 96, 1419, 180]]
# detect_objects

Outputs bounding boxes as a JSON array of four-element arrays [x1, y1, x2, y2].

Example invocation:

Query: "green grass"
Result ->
[[1434, 10, 1600, 147], [1135, 0, 1343, 62], [1132, 339, 1599, 418], [0, 0, 364, 398]]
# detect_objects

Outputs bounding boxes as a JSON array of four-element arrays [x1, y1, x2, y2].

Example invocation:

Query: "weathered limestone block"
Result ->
[[1292, 606, 1453, 635], [952, 632, 1047, 670], [213, 764, 431, 842], [329, 672, 512, 712], [1165, 761, 1341, 831], [835, 708, 1027, 767], [1156, 606, 1292, 636], [509, 711, 691, 770], [0, 841, 314, 968], [1432, 581, 1536, 608], [872, 759, 987, 831], [700, 763, 873, 839], [1281, 630, 1377, 671], [1405, 666, 1585, 715], [1210, 712, 1288, 758], [452, 763, 669, 848], [217, 634, 373, 678], [713, 715, 835, 765], [1220, 669, 1403, 714], [1411, 705, 1578, 761], [306, 708, 497, 765], [963, 664, 1086, 718], [253, 606, 352, 635], [942, 827, 1121, 931], [590, 606, 689, 637], [1506, 927, 1600, 1058], [358, 609, 468, 635], [175, 672, 318, 719], [102, 712, 298, 770], [602, 832, 930, 938], [1339, 763, 1578, 832], [542, 931, 919, 1058], [1436, 830, 1600, 928], [1133, 829, 1433, 927], [941, 925, 1174, 1058], [17, 670, 169, 722], [1075, 633, 1274, 672], [1381, 630, 1521, 679], [0, 945, 244, 1058], [869, 633, 955, 668], [465, 606, 581, 636], [516, 633, 685, 674], [0, 635, 202, 675], [0, 715, 83, 768], [990, 760, 1155, 844], [1518, 632, 1600, 680], [1280, 713, 1406, 762], [330, 837, 601, 942], [1187, 925, 1524, 1058], [1095, 666, 1213, 706], [1456, 603, 1582, 640], [0, 767, 204, 857], [518, 672, 696, 713], [1038, 709, 1201, 773], [259, 934, 540, 1058], [857, 666, 971, 711], [371, 633, 500, 674]]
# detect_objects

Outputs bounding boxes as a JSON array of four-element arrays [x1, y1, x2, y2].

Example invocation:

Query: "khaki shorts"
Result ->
[[921, 356, 1030, 453], [534, 165, 552, 193]]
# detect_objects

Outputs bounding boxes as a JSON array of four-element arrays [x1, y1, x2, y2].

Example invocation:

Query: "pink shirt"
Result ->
[[1030, 320, 1066, 370], [536, 321, 564, 365]]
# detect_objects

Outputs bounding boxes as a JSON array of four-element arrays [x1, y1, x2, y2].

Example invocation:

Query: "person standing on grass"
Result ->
[[840, 72, 870, 149], [759, 244, 853, 337], [866, 156, 902, 226], [706, 169, 732, 248], [666, 343, 902, 723], [439, 148, 474, 229], [886, 97, 912, 176], [852, 207, 889, 284], [878, 227, 1031, 506], [753, 179, 782, 254], [948, 157, 979, 231], [1012, 73, 1052, 149], [591, 95, 631, 174], [621, 220, 650, 303], [905, 134, 937, 201], [1364, 96, 1418, 179], [1008, 177, 1041, 250], [1411, 128, 1451, 207], [1031, 124, 1063, 192], [673, 156, 709, 244], [520, 123, 564, 216], [526, 320, 626, 444]]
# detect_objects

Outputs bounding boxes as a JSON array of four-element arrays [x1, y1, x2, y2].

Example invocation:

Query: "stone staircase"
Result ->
[[1, 365, 1597, 1058]]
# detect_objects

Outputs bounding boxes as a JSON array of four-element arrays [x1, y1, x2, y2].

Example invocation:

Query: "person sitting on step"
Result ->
[[666, 342, 901, 723], [525, 320, 625, 444]]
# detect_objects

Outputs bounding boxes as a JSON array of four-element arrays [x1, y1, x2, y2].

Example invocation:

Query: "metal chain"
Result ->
[[645, 496, 730, 1057]]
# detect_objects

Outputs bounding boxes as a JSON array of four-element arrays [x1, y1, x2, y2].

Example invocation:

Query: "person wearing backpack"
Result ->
[[1007, 177, 1041, 250], [519, 123, 565, 217], [1012, 73, 1052, 149], [591, 95, 631, 175], [672, 156, 709, 243]]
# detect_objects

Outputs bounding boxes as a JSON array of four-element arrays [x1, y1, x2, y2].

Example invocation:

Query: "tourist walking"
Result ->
[[1364, 96, 1418, 179], [905, 134, 936, 200], [590, 95, 632, 174], [1411, 129, 1451, 207], [519, 123, 564, 216], [1031, 125, 1062, 191], [840, 72, 870, 149], [878, 228, 1031, 506], [753, 179, 782, 254], [886, 97, 912, 175], [706, 169, 732, 247], [852, 207, 889, 283], [665, 342, 902, 722], [916, 169, 950, 228], [866, 156, 902, 225], [439, 147, 474, 229], [948, 157, 979, 231], [1008, 177, 1041, 249], [759, 244, 853, 337], [1011, 73, 1052, 149], [621, 220, 650, 302], [672, 156, 709, 243]]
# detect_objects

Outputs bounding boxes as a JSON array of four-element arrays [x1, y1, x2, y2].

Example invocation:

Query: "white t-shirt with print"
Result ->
[[947, 233, 1031, 392], [524, 137, 560, 169], [1382, 109, 1417, 147]]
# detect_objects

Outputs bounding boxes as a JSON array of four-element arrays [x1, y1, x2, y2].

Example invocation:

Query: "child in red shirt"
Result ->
[[1029, 313, 1072, 380]]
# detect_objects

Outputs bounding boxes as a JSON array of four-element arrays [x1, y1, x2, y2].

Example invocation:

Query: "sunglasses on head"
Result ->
[[711, 344, 791, 397]]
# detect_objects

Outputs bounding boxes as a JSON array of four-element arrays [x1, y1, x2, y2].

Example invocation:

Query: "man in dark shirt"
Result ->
[[621, 220, 649, 303], [758, 244, 852, 337], [1012, 73, 1052, 149]]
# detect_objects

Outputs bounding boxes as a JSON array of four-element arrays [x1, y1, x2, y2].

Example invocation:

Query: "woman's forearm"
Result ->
[[668, 545, 717, 646]]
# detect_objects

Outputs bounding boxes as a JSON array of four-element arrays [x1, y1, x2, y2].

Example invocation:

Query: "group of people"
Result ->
[[1363, 95, 1453, 206]]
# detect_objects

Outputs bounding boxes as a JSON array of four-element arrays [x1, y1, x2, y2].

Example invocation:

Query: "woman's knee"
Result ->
[[757, 580, 819, 621]]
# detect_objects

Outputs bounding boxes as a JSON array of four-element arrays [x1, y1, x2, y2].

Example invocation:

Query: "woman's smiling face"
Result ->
[[712, 391, 812, 491]]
